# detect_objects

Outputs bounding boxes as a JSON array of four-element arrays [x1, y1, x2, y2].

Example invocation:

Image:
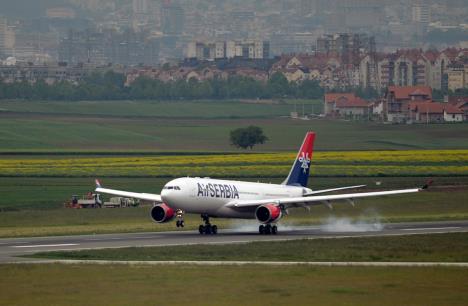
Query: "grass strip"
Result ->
[[1, 264, 467, 306], [30, 232, 468, 263]]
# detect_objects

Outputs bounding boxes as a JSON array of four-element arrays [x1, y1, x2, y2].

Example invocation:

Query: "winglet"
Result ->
[[95, 179, 102, 188], [421, 179, 433, 190]]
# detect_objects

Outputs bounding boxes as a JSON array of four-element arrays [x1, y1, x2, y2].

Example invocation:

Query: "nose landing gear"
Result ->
[[198, 214, 217, 235], [175, 209, 185, 228], [259, 224, 278, 235]]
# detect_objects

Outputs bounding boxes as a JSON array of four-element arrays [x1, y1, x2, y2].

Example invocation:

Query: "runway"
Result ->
[[1, 220, 468, 263]]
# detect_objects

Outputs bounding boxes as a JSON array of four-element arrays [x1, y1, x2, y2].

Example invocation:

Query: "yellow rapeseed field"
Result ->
[[1, 150, 467, 177]]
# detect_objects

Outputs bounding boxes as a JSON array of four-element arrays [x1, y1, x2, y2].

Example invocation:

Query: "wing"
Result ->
[[304, 185, 366, 196], [226, 186, 424, 209], [94, 179, 162, 203]]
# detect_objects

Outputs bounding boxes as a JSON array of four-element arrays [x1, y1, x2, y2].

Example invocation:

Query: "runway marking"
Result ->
[[86, 238, 125, 241], [12, 244, 79, 248], [402, 227, 461, 231], [8, 260, 468, 268]]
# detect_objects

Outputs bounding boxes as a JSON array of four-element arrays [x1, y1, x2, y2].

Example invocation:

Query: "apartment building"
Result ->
[[185, 40, 270, 60]]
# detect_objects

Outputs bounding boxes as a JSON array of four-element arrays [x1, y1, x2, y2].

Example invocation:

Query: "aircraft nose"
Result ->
[[161, 180, 186, 204], [161, 186, 178, 204], [161, 188, 171, 201]]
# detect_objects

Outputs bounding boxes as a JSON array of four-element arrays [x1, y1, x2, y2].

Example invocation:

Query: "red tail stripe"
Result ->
[[298, 132, 315, 159]]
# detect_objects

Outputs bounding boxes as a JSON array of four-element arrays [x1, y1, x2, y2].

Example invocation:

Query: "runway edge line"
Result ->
[[4, 260, 468, 267]]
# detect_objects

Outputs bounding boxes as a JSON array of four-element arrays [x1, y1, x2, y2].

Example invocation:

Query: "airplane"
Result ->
[[95, 132, 429, 235]]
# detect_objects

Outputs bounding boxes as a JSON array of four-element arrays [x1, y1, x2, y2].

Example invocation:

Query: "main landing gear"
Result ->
[[175, 209, 185, 228], [259, 224, 278, 235], [198, 214, 217, 235]]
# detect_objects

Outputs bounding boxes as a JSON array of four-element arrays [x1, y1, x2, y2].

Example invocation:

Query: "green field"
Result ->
[[31, 232, 468, 263], [0, 264, 467, 306], [1, 100, 467, 151], [0, 99, 320, 119]]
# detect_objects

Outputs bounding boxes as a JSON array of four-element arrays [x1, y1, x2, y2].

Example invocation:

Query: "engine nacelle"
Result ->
[[255, 204, 282, 224], [150, 203, 175, 223]]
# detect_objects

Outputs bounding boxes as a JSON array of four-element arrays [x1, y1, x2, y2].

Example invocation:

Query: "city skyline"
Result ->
[[0, 0, 467, 65]]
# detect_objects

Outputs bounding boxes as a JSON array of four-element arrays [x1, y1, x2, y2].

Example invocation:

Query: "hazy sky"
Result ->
[[2, 1, 467, 20], [0, 0, 81, 18]]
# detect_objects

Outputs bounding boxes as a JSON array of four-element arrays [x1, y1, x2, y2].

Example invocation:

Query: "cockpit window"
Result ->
[[163, 186, 181, 190]]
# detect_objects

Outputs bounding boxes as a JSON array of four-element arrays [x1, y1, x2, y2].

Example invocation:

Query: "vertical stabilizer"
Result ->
[[282, 132, 316, 187]]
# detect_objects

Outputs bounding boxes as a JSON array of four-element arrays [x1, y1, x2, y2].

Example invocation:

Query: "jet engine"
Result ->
[[255, 204, 282, 224], [150, 203, 175, 223]]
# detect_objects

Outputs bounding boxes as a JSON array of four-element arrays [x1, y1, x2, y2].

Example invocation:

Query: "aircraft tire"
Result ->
[[272, 225, 278, 235], [212, 225, 218, 234], [199, 225, 204, 234], [259, 225, 265, 234]]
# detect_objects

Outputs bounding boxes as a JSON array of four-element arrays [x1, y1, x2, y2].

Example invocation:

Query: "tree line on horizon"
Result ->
[[0, 71, 326, 101], [1, 70, 465, 101]]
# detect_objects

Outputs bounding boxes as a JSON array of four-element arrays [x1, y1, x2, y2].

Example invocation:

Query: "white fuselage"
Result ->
[[160, 177, 310, 218]]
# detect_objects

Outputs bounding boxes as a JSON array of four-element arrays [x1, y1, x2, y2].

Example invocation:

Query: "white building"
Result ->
[[412, 0, 431, 24], [0, 18, 15, 58], [444, 109, 464, 122], [0, 18, 6, 55], [225, 41, 236, 58], [215, 42, 225, 59], [133, 0, 148, 14], [186, 40, 269, 60]]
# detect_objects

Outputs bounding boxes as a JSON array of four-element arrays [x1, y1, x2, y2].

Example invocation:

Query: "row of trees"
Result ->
[[0, 71, 325, 101]]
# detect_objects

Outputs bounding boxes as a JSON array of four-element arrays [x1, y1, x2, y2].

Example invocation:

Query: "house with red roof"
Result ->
[[270, 54, 351, 89], [409, 102, 464, 123], [447, 96, 468, 121], [324, 93, 371, 119], [226, 67, 268, 82], [447, 96, 468, 105], [456, 102, 468, 121], [385, 86, 432, 123]]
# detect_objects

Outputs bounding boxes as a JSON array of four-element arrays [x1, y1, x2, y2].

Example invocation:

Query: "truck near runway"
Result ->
[[103, 197, 139, 208], [64, 193, 102, 209]]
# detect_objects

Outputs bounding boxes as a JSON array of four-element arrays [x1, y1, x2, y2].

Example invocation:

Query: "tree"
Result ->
[[267, 72, 290, 98], [230, 126, 268, 150], [296, 79, 324, 99]]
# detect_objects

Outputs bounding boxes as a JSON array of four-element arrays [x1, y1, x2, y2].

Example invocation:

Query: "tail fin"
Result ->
[[95, 179, 102, 188], [282, 132, 316, 187]]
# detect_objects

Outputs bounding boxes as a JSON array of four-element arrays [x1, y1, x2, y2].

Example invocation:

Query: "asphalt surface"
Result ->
[[1, 220, 468, 263]]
